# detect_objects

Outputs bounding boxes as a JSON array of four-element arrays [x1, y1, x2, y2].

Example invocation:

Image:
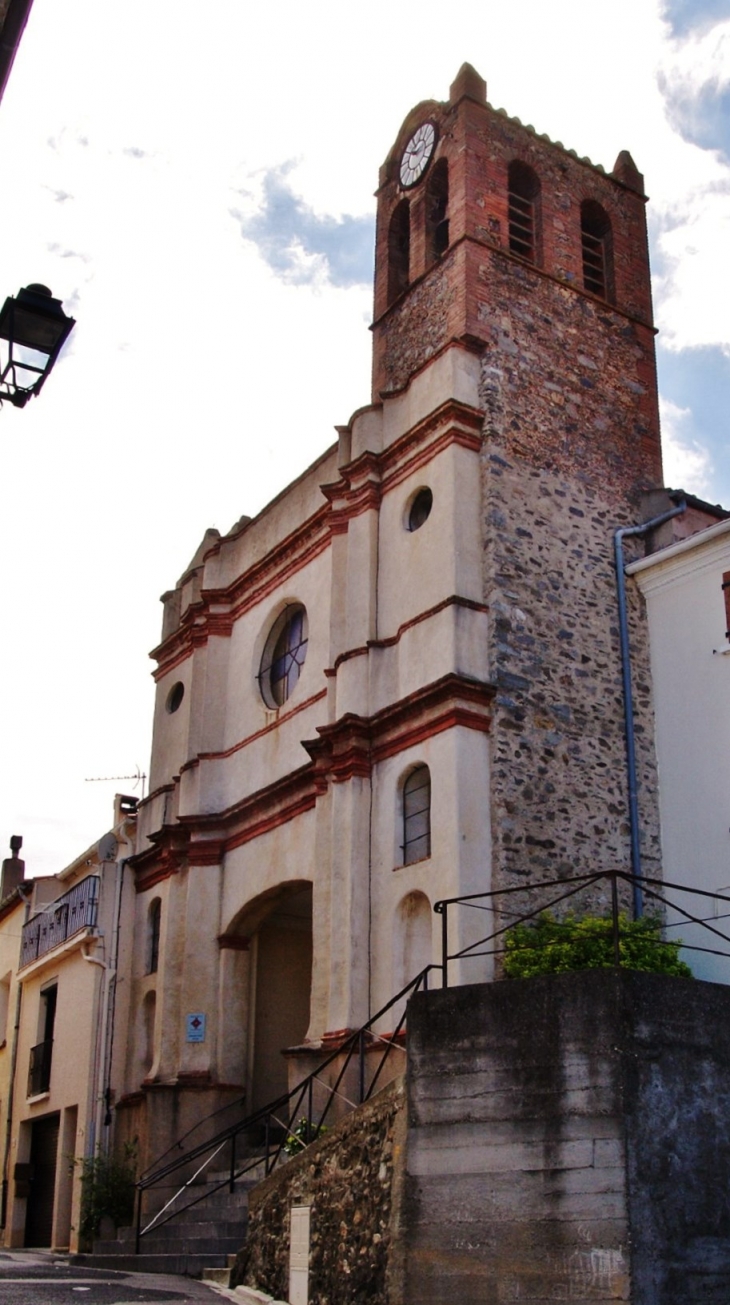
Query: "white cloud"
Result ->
[[660, 396, 715, 494], [661, 18, 730, 91], [653, 187, 730, 351], [648, 21, 730, 353]]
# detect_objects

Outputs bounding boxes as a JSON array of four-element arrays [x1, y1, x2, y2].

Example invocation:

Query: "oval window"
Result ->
[[260, 605, 308, 708], [407, 487, 433, 532], [165, 682, 185, 714]]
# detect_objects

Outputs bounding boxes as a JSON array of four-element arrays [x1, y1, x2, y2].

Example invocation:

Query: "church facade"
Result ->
[[119, 64, 687, 1168]]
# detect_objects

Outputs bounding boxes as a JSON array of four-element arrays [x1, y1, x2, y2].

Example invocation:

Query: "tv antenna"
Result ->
[[84, 764, 147, 799]]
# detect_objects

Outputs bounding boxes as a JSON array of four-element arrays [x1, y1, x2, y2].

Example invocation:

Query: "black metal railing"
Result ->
[[435, 869, 730, 987], [134, 965, 439, 1251], [20, 874, 100, 968], [27, 1039, 53, 1096]]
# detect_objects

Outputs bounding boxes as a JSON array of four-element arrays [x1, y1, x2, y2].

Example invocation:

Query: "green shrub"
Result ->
[[503, 911, 692, 980], [283, 1117, 327, 1157], [78, 1144, 137, 1249]]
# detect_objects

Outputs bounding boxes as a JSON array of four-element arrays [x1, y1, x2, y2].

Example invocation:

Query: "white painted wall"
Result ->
[[630, 520, 730, 982], [129, 341, 495, 1155]]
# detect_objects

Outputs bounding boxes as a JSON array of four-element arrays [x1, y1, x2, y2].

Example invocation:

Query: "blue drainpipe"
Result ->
[[614, 498, 686, 918]]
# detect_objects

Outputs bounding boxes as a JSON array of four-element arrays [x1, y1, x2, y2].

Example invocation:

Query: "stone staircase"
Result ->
[[72, 1167, 259, 1278]]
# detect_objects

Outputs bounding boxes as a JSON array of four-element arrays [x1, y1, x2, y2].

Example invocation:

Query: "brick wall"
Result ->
[[373, 83, 656, 416]]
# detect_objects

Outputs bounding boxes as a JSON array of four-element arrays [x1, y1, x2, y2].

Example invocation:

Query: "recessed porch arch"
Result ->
[[218, 880, 313, 1112]]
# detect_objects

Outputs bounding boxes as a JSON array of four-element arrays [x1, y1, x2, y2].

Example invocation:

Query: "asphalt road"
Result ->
[[0, 1251, 227, 1305]]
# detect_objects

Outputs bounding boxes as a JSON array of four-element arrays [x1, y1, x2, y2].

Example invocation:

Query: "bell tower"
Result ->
[[372, 62, 662, 496], [371, 65, 665, 894]]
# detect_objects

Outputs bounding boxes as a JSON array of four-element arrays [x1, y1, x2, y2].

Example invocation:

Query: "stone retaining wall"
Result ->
[[231, 1078, 406, 1304]]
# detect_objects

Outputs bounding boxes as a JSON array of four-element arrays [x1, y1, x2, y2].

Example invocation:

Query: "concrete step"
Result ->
[[186, 1187, 252, 1208], [93, 1223, 245, 1252], [86, 1172, 251, 1273], [72, 1250, 232, 1276], [92, 1236, 244, 1259], [202, 1265, 233, 1286], [206, 1165, 268, 1188]]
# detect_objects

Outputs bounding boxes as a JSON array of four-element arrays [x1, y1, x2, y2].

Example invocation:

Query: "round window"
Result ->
[[407, 487, 433, 531], [260, 605, 308, 708], [165, 682, 185, 714]]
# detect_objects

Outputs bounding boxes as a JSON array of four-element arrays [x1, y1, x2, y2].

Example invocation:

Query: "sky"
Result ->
[[0, 0, 728, 877]]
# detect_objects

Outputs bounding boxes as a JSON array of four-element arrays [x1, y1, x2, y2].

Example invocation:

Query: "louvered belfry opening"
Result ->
[[388, 199, 411, 305], [581, 199, 613, 300], [508, 161, 540, 263], [426, 159, 449, 265]]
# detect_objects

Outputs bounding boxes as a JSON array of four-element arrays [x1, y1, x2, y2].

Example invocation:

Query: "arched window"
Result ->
[[508, 161, 540, 264], [402, 765, 431, 865], [388, 200, 410, 305], [147, 898, 161, 975], [581, 200, 613, 301], [425, 159, 449, 266]]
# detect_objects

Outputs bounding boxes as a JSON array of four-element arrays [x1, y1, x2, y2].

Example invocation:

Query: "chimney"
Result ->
[[1, 835, 25, 899]]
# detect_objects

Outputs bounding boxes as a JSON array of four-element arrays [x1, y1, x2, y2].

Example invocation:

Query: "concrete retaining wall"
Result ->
[[405, 971, 730, 1304]]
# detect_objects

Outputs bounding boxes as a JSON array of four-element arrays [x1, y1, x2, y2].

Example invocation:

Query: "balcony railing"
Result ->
[[20, 874, 99, 968], [27, 1038, 53, 1096]]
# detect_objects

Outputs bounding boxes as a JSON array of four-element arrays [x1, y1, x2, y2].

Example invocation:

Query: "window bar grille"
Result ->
[[508, 191, 534, 261], [582, 230, 606, 297]]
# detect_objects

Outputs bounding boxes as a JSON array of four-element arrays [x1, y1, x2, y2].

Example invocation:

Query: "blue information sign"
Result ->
[[186, 1012, 206, 1043]]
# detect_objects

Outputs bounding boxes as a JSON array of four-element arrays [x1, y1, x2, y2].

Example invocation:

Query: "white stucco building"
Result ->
[[121, 346, 494, 1168], [629, 517, 730, 983]]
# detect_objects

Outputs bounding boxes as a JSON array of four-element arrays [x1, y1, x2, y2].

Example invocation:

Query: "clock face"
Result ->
[[399, 122, 436, 188]]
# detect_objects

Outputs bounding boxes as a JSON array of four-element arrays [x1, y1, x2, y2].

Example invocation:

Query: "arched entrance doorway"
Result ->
[[250, 883, 312, 1109]]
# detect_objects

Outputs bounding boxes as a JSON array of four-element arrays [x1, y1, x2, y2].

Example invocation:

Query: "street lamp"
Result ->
[[0, 283, 75, 408]]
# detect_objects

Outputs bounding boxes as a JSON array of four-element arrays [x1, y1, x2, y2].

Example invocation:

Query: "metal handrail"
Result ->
[[435, 869, 730, 985], [134, 963, 438, 1251]]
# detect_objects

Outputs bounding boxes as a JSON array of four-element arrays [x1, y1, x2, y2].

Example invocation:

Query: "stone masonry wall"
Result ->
[[476, 250, 662, 916], [231, 1078, 406, 1304]]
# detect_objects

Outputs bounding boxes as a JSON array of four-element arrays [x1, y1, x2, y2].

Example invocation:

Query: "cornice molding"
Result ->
[[151, 400, 484, 680], [331, 595, 489, 674], [304, 672, 494, 783], [179, 688, 327, 771], [152, 514, 331, 680], [322, 399, 483, 530], [131, 674, 494, 890]]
